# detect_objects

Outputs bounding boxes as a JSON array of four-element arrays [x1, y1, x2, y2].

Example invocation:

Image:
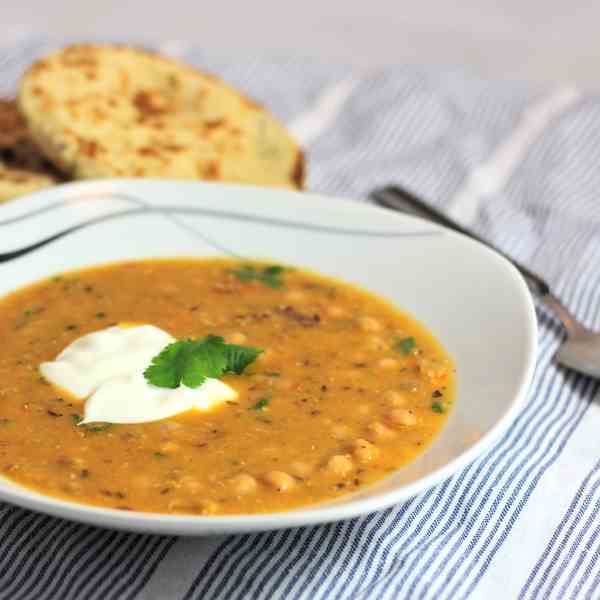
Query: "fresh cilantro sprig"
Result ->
[[229, 264, 285, 289], [144, 335, 263, 389]]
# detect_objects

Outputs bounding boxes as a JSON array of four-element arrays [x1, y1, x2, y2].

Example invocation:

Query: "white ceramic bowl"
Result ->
[[0, 180, 537, 535]]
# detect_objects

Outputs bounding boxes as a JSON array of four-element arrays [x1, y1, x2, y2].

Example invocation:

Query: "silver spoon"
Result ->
[[370, 185, 600, 379]]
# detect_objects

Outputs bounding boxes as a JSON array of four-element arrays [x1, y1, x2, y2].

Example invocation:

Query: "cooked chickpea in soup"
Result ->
[[0, 259, 455, 515]]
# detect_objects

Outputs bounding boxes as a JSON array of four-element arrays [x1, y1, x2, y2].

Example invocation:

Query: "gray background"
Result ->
[[2, 0, 600, 88]]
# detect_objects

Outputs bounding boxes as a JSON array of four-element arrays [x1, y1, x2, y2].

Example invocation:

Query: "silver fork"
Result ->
[[370, 185, 600, 379]]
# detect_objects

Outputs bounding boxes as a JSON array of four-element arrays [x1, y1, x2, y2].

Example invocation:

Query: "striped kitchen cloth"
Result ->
[[0, 35, 599, 600]]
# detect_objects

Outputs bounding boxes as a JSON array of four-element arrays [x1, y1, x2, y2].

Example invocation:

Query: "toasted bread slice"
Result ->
[[18, 45, 305, 189]]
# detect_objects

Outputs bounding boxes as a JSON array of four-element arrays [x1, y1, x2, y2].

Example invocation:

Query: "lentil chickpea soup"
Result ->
[[0, 259, 455, 515]]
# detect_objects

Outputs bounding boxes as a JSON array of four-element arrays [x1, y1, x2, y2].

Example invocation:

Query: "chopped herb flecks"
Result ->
[[85, 423, 112, 433], [250, 397, 270, 411], [153, 452, 167, 459], [229, 264, 286, 289], [70, 413, 112, 432], [95, 312, 106, 319], [431, 402, 445, 414], [394, 336, 416, 355], [15, 306, 43, 329]]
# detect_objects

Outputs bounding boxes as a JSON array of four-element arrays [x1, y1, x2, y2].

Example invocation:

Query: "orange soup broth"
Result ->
[[0, 259, 455, 514]]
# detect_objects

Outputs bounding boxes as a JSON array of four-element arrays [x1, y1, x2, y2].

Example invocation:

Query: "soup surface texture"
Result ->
[[0, 259, 455, 514]]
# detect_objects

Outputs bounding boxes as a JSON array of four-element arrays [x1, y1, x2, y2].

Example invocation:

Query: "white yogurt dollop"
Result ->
[[40, 325, 237, 424]]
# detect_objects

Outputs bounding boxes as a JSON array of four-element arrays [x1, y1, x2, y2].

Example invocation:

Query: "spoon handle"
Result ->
[[370, 185, 551, 297]]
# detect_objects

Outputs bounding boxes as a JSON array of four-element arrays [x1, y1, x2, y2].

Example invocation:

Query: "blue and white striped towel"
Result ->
[[1, 36, 599, 600]]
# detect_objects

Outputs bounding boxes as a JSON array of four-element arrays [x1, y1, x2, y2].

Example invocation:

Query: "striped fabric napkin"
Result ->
[[1, 36, 600, 600]]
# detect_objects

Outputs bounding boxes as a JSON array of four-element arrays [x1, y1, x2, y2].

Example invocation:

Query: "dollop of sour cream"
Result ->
[[39, 325, 237, 424]]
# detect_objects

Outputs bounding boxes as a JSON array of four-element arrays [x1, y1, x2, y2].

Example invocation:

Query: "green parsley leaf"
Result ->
[[223, 343, 263, 375], [431, 402, 444, 414], [250, 397, 270, 411], [71, 413, 83, 425], [144, 335, 263, 389], [229, 264, 286, 288], [394, 336, 416, 355], [182, 336, 229, 388]]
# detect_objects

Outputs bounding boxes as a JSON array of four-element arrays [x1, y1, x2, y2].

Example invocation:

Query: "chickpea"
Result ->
[[180, 476, 203, 494], [160, 441, 180, 453], [378, 358, 399, 370], [351, 438, 379, 463], [131, 474, 153, 489], [199, 500, 220, 515], [357, 404, 371, 416], [399, 380, 421, 394], [230, 473, 258, 495], [326, 454, 354, 477], [331, 423, 352, 440], [289, 461, 313, 478], [367, 421, 395, 439], [420, 358, 449, 380], [257, 349, 273, 363], [352, 352, 368, 363], [340, 370, 362, 383], [286, 290, 306, 303], [167, 499, 187, 513], [366, 336, 386, 351], [62, 481, 83, 494], [168, 499, 219, 514], [159, 283, 179, 294], [275, 378, 293, 391], [383, 390, 407, 407], [327, 305, 346, 318], [389, 408, 418, 426], [263, 470, 296, 492], [358, 316, 382, 332], [228, 332, 247, 345], [162, 420, 184, 433]]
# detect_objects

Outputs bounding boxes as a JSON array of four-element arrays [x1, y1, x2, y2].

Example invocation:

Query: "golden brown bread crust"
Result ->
[[18, 45, 305, 189], [292, 149, 306, 190], [0, 99, 60, 173], [0, 99, 61, 202]]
